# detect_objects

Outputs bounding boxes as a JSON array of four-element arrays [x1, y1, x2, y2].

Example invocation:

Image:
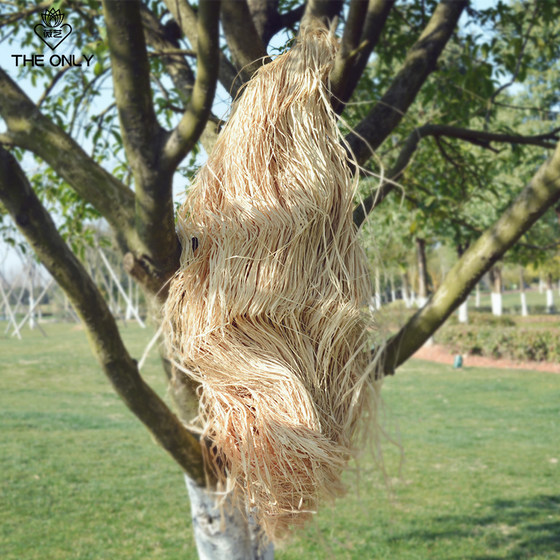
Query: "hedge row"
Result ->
[[435, 325, 560, 363]]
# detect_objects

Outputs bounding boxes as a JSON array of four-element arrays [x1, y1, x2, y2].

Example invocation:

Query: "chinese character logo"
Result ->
[[34, 8, 72, 51]]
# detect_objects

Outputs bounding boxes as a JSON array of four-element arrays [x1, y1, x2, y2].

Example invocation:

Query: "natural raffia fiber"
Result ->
[[163, 25, 380, 541]]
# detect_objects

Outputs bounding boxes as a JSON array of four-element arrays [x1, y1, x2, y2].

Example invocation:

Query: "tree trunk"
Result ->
[[390, 272, 396, 303], [546, 273, 555, 313], [475, 282, 481, 308], [489, 267, 503, 316], [185, 475, 274, 560], [416, 237, 429, 308], [519, 267, 528, 317]]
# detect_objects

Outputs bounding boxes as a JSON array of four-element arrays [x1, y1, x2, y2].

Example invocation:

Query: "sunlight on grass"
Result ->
[[1, 323, 559, 559]]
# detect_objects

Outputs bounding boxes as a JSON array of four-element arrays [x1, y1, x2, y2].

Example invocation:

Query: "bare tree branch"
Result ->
[[162, 0, 221, 171], [279, 3, 306, 32], [331, 0, 395, 113], [380, 140, 560, 375], [0, 145, 206, 485], [248, 0, 305, 44], [102, 0, 164, 180], [247, 0, 279, 44], [354, 124, 560, 227], [141, 4, 196, 100], [221, 0, 271, 83], [103, 0, 180, 284], [347, 0, 468, 166], [301, 0, 344, 28], [140, 4, 220, 155], [163, 0, 243, 97]]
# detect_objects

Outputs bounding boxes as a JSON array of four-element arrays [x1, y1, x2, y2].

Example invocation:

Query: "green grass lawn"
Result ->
[[1, 323, 559, 559]]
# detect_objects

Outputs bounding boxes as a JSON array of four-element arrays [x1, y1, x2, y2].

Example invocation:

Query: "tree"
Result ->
[[2, 0, 560, 557]]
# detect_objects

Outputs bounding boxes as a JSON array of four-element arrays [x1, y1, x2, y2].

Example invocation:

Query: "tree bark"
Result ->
[[185, 475, 274, 560]]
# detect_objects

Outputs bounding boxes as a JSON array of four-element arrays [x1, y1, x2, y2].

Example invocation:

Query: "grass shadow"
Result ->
[[390, 494, 560, 559]]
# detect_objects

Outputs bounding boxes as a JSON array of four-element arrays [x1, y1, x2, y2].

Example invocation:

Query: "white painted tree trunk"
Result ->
[[520, 292, 528, 317], [491, 292, 502, 316], [475, 283, 480, 308], [458, 299, 468, 323], [374, 269, 381, 309], [402, 292, 410, 308], [185, 475, 274, 560], [538, 278, 544, 294], [546, 289, 554, 313], [519, 268, 528, 317]]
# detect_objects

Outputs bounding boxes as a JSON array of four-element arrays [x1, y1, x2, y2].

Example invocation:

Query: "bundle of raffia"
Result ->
[[163, 25, 379, 541]]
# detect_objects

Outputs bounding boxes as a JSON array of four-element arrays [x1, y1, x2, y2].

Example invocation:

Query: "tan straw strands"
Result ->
[[163, 24, 379, 541]]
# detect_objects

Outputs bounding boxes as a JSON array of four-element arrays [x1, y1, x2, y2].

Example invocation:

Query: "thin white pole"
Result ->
[[13, 278, 53, 335], [97, 249, 145, 328], [0, 279, 22, 339]]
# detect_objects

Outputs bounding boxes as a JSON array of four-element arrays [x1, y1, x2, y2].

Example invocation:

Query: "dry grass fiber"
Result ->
[[163, 25, 380, 541]]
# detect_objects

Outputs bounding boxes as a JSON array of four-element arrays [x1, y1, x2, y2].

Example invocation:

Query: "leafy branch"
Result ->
[[354, 124, 560, 226], [346, 0, 468, 166], [380, 140, 560, 374]]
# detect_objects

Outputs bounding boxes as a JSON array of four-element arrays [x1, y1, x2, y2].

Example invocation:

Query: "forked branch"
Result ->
[[346, 0, 468, 165], [331, 0, 395, 114], [0, 145, 206, 485], [380, 140, 560, 375], [162, 0, 221, 171]]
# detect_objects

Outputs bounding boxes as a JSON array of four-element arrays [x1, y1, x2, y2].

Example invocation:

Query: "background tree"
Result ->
[[2, 0, 560, 557]]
